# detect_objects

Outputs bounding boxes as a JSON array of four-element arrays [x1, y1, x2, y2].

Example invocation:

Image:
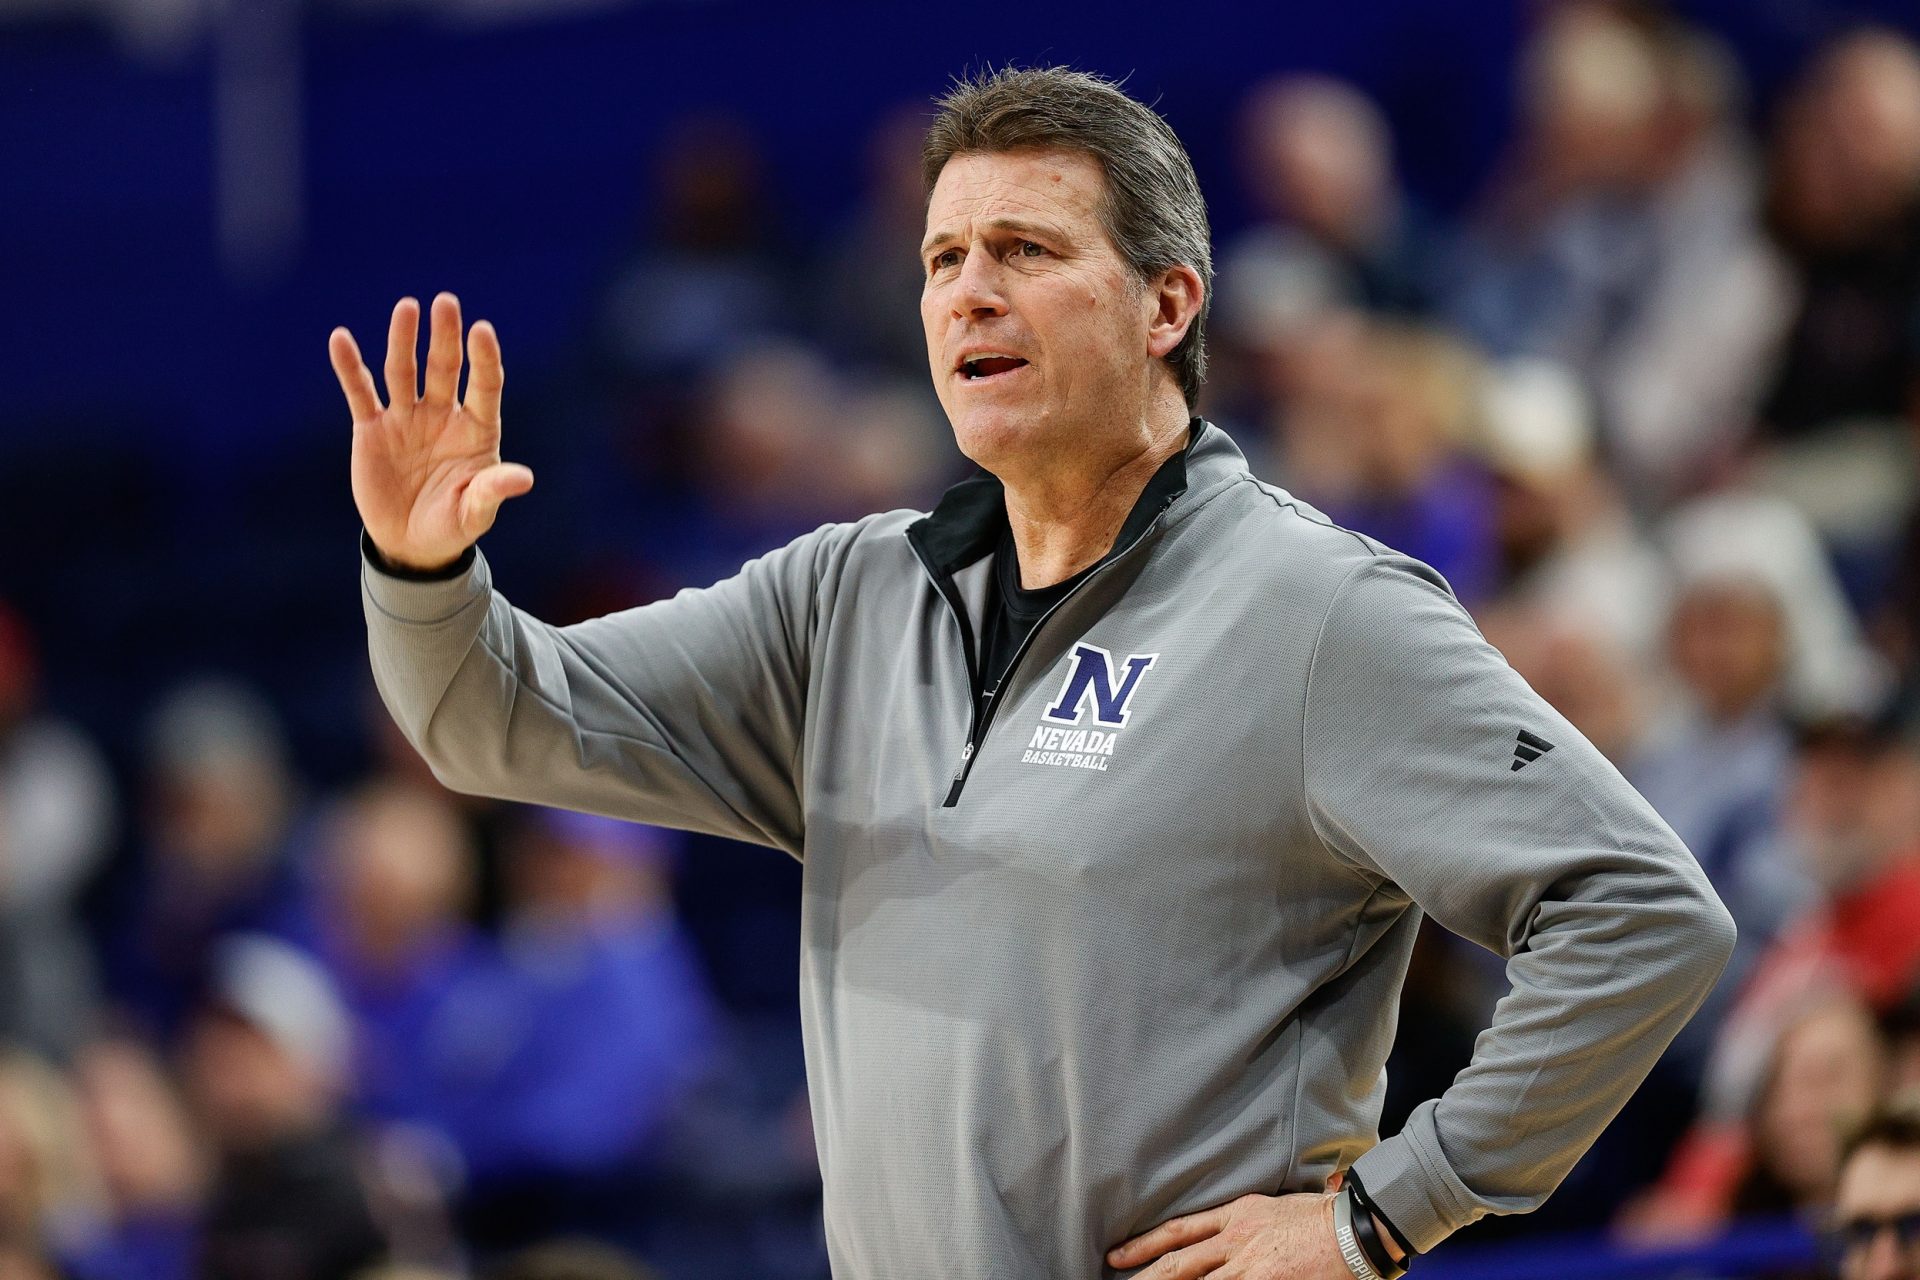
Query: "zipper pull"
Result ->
[[943, 741, 975, 807]]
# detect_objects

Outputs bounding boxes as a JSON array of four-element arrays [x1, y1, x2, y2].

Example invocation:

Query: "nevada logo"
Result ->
[[1020, 643, 1158, 772]]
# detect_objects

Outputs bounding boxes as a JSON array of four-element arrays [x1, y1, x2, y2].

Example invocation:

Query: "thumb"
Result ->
[[458, 462, 535, 539]]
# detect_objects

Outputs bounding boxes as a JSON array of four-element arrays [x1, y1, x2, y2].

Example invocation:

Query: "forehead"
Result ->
[[923, 148, 1110, 238], [1838, 1145, 1920, 1217]]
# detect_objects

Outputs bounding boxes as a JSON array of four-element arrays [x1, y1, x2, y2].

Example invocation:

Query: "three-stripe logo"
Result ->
[[1511, 729, 1555, 771]]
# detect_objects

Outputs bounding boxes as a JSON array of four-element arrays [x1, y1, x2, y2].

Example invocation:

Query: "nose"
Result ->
[[949, 250, 1009, 320]]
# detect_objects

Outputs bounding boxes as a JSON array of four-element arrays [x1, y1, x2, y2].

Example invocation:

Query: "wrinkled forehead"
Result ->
[[922, 148, 1111, 241], [1838, 1145, 1920, 1217]]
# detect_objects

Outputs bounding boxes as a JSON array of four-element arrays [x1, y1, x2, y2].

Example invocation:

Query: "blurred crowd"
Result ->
[[5, 4, 1920, 1278]]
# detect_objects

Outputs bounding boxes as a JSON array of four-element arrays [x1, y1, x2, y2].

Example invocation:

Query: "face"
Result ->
[[1787, 742, 1920, 892], [183, 1012, 323, 1151], [1834, 1145, 1920, 1280], [1667, 581, 1786, 722], [920, 149, 1187, 477], [1755, 1004, 1883, 1202], [330, 792, 468, 966]]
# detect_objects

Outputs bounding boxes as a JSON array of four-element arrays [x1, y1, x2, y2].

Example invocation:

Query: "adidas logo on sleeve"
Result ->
[[1511, 729, 1555, 771]]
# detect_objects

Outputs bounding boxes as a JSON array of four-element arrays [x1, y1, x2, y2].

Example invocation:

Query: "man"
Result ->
[[1829, 1102, 1920, 1280], [186, 936, 388, 1280], [330, 67, 1735, 1279]]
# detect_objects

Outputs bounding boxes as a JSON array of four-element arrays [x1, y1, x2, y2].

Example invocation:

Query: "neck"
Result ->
[[998, 402, 1190, 589]]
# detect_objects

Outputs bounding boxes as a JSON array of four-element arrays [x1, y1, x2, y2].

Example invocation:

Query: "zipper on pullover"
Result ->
[[914, 498, 1176, 808]]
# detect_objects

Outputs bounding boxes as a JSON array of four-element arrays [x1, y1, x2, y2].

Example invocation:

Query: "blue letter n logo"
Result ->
[[1042, 644, 1159, 728]]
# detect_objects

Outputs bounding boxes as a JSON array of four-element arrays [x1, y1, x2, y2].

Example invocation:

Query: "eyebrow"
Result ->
[[919, 217, 1066, 259]]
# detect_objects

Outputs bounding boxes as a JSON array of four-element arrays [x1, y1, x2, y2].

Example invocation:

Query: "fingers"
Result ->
[[1107, 1206, 1228, 1272], [1135, 1238, 1231, 1279], [384, 297, 420, 408], [463, 319, 504, 427], [458, 462, 535, 540], [423, 291, 464, 408], [328, 327, 382, 423]]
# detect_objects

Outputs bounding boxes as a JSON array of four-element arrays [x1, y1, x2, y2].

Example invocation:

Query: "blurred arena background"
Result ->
[[7, 0, 1920, 1276]]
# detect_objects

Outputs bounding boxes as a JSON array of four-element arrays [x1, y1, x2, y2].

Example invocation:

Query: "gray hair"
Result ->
[[923, 66, 1214, 409]]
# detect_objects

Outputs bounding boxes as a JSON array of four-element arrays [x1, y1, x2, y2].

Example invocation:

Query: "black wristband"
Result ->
[[1346, 1189, 1406, 1279], [360, 530, 475, 581], [1345, 1169, 1417, 1265]]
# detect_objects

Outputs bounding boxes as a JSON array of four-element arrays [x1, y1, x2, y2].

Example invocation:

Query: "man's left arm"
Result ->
[[1304, 554, 1737, 1256]]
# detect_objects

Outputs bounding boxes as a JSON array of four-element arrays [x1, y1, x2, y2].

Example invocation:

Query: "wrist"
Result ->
[[1344, 1174, 1420, 1274], [1370, 1212, 1406, 1264], [1331, 1185, 1384, 1280], [362, 531, 473, 580]]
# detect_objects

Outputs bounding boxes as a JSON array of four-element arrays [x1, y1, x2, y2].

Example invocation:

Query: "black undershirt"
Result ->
[[978, 532, 1094, 708], [972, 430, 1195, 718]]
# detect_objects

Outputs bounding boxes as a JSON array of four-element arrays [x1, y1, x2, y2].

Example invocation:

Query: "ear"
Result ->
[[1145, 263, 1205, 361]]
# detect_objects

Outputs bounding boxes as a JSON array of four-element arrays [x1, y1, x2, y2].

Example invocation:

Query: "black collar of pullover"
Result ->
[[907, 418, 1204, 581]]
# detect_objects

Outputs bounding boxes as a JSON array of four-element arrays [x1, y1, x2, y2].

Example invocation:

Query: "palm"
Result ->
[[330, 293, 533, 572]]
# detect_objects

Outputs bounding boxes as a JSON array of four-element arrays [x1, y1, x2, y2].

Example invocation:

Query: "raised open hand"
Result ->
[[330, 292, 533, 573]]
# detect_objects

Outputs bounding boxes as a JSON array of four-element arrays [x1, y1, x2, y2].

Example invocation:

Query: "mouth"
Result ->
[[956, 353, 1031, 382]]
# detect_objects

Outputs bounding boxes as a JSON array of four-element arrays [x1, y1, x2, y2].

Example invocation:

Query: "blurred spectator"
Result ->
[[103, 680, 320, 1041], [1595, 18, 1795, 497], [63, 1039, 205, 1280], [1471, 357, 1671, 660], [485, 1239, 660, 1280], [1265, 321, 1501, 603], [662, 344, 947, 587], [1694, 716, 1920, 1140], [1625, 987, 1887, 1241], [186, 935, 387, 1280], [818, 103, 939, 376], [1614, 714, 1919, 1245], [1662, 493, 1889, 723], [360, 688, 514, 930], [1754, 30, 1920, 603], [1211, 75, 1438, 423], [1736, 994, 1887, 1222], [1827, 1100, 1920, 1280], [312, 779, 485, 1127], [0, 1051, 107, 1274], [1482, 606, 1646, 766], [1630, 562, 1818, 1047], [0, 601, 114, 1059], [418, 812, 716, 1251], [833, 379, 951, 518], [1448, 5, 1792, 500], [1761, 30, 1920, 441], [1882, 991, 1920, 1100], [597, 115, 791, 385], [1220, 74, 1445, 329]]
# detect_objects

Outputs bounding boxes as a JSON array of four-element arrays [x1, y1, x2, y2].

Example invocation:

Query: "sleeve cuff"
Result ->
[[360, 530, 475, 581], [1348, 1105, 1487, 1255], [360, 530, 490, 625]]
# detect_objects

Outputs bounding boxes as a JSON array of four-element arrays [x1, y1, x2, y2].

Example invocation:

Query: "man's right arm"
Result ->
[[334, 291, 823, 854], [361, 522, 844, 857]]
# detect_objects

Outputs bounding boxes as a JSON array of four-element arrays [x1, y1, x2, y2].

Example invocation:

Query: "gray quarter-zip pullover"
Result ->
[[361, 421, 1735, 1277]]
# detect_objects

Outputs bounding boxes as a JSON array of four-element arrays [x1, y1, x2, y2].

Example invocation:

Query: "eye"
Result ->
[[930, 248, 961, 273], [1015, 240, 1047, 258]]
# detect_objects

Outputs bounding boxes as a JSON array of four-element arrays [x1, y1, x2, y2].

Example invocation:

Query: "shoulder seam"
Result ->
[[1243, 476, 1384, 557]]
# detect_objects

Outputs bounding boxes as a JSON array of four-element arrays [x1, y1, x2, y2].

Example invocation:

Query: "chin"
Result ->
[[947, 402, 1050, 473]]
